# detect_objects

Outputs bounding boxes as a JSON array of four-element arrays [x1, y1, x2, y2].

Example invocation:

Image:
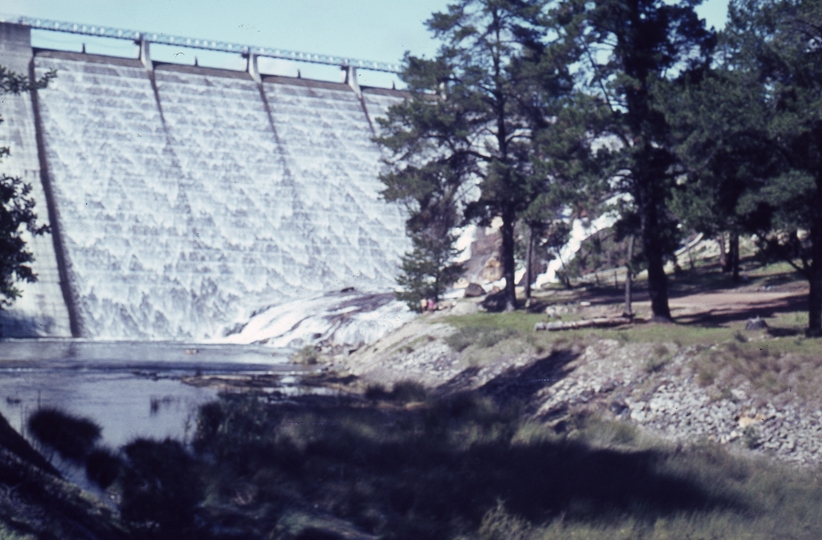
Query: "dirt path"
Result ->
[[627, 286, 809, 325]]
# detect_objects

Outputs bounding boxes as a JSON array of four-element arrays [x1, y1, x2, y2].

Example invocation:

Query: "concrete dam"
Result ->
[[0, 21, 409, 342]]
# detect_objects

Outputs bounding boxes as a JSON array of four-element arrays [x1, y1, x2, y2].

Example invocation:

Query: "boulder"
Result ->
[[481, 290, 508, 312], [745, 317, 768, 331], [481, 257, 503, 282], [464, 282, 486, 298], [451, 302, 480, 316]]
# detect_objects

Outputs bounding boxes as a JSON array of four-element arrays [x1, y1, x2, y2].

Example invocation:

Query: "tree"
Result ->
[[662, 66, 777, 283], [377, 0, 578, 311], [0, 66, 53, 307], [395, 232, 465, 311], [720, 0, 822, 336], [559, 0, 715, 320], [379, 136, 466, 311]]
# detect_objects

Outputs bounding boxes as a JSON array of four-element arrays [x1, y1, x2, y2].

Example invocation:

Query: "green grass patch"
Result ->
[[443, 311, 547, 333], [445, 325, 521, 352]]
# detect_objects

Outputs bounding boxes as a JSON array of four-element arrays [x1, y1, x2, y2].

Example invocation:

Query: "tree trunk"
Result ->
[[623, 235, 635, 318], [718, 232, 728, 271], [729, 232, 740, 282], [524, 226, 533, 299], [686, 238, 695, 271], [500, 212, 517, 311], [808, 191, 822, 336], [639, 194, 672, 321]]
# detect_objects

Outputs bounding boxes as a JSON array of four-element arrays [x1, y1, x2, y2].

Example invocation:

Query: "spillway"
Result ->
[[0, 33, 409, 341]]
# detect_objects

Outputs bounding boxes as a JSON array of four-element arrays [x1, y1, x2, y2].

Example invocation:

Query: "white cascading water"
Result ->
[[34, 55, 408, 342]]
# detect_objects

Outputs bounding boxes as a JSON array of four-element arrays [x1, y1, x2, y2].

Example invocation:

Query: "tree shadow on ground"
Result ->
[[474, 349, 578, 412], [194, 380, 744, 540], [673, 292, 807, 328]]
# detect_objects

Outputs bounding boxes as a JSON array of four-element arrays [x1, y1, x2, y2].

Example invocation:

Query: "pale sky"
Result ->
[[2, 0, 731, 88]]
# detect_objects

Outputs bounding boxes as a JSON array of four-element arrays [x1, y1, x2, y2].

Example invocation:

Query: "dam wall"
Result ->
[[0, 22, 409, 340], [0, 24, 72, 336]]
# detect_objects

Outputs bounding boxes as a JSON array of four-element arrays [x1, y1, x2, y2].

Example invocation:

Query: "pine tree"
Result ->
[[557, 0, 715, 320], [662, 66, 777, 283], [395, 231, 465, 312], [721, 0, 822, 336], [377, 0, 579, 311]]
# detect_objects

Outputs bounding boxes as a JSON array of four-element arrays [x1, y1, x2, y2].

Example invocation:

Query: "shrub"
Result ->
[[27, 408, 101, 463], [364, 383, 389, 400], [365, 381, 428, 404], [389, 381, 428, 404], [85, 447, 121, 489], [119, 438, 204, 536], [292, 345, 320, 365]]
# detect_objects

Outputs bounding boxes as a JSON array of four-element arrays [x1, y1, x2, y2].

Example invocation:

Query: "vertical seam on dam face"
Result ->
[[359, 93, 376, 137], [256, 79, 287, 160], [148, 70, 168, 129], [28, 57, 82, 337]]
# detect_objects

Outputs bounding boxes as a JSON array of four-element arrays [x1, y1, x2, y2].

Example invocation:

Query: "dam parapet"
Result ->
[[0, 20, 410, 341]]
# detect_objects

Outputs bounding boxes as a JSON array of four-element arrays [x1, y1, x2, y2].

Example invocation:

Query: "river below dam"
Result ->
[[0, 340, 312, 453]]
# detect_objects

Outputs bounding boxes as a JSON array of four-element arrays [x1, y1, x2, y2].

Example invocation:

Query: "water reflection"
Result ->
[[0, 340, 309, 451]]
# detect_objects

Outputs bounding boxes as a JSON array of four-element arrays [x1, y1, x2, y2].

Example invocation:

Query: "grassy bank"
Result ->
[[180, 383, 822, 540]]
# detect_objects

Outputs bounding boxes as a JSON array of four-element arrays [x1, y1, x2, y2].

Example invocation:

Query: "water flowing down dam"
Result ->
[[0, 21, 410, 344]]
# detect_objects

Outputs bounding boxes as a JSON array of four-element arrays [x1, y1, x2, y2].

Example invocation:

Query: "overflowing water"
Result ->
[[34, 55, 408, 342]]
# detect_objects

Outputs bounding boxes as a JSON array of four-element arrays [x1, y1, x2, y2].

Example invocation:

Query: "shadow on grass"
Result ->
[[474, 349, 578, 411], [673, 292, 807, 328], [193, 377, 741, 540]]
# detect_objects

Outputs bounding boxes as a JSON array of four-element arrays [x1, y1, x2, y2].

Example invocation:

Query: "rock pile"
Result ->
[[533, 340, 822, 467], [344, 327, 822, 468]]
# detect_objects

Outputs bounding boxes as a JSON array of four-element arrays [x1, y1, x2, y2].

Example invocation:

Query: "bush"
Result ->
[[27, 408, 101, 462], [85, 447, 121, 489], [292, 345, 320, 365], [119, 438, 203, 536], [365, 381, 428, 404]]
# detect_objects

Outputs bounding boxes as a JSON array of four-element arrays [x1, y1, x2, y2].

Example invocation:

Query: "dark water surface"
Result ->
[[0, 340, 308, 450]]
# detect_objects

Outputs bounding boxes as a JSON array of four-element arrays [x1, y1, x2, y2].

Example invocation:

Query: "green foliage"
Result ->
[[396, 231, 464, 311], [559, 0, 716, 319], [378, 0, 591, 311], [186, 389, 822, 540], [85, 447, 122, 490], [0, 66, 54, 308], [558, 227, 643, 284], [667, 0, 822, 334], [292, 345, 319, 365]]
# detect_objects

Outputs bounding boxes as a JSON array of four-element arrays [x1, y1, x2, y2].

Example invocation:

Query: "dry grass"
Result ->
[[182, 386, 822, 540]]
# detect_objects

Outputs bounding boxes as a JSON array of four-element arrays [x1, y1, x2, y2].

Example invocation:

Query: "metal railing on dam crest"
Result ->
[[1, 14, 403, 73]]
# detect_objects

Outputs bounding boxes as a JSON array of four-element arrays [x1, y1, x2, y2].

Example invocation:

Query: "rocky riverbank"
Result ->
[[335, 311, 822, 468]]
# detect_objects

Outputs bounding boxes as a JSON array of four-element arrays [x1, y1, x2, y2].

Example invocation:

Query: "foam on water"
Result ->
[[34, 55, 408, 341]]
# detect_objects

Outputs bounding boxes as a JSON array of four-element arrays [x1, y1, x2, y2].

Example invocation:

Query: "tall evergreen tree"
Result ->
[[662, 66, 777, 282], [377, 0, 578, 311], [722, 0, 822, 336], [557, 0, 715, 320], [0, 66, 53, 307]]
